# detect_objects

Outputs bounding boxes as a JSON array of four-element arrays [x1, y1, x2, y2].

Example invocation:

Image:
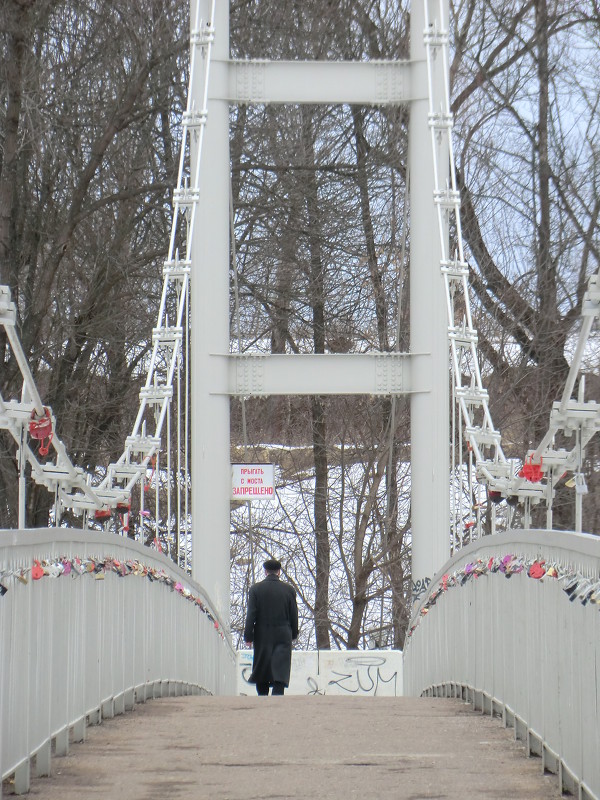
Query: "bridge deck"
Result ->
[[19, 696, 561, 799]]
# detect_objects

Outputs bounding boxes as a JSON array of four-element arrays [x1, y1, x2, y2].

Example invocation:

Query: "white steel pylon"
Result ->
[[192, 0, 452, 614]]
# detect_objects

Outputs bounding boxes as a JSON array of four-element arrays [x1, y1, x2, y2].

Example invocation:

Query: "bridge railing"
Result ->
[[403, 529, 600, 800], [0, 529, 236, 795]]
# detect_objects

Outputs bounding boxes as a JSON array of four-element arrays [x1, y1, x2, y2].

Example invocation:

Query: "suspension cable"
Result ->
[[422, 0, 600, 534], [55, 0, 217, 534], [422, 0, 509, 541]]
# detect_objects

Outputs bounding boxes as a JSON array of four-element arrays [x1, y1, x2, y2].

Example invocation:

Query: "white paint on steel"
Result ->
[[209, 59, 412, 105], [409, 0, 451, 603], [190, 0, 231, 622], [419, 0, 510, 502], [419, 0, 600, 528], [0, 288, 104, 514], [194, 0, 455, 620], [220, 352, 423, 397]]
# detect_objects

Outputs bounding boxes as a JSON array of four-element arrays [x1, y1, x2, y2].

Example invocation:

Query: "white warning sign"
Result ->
[[231, 464, 275, 501]]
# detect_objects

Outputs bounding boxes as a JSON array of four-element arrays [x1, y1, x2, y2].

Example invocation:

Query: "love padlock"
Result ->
[[31, 561, 44, 580], [28, 408, 54, 457], [528, 560, 546, 580], [43, 562, 63, 578]]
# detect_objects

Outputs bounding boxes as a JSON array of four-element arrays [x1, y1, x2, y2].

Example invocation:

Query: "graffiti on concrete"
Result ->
[[327, 655, 398, 695], [412, 576, 431, 604], [237, 649, 402, 696], [306, 675, 325, 696]]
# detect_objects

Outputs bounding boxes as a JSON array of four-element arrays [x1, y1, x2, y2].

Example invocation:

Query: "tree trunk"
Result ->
[[312, 395, 330, 648], [352, 107, 389, 351], [347, 564, 370, 648], [0, 2, 27, 293], [532, 0, 563, 442], [302, 107, 331, 648]]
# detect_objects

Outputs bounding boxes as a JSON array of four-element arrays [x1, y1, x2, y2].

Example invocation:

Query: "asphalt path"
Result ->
[[22, 696, 561, 799]]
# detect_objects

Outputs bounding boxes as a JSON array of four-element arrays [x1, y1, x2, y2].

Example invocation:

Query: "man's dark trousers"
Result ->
[[256, 680, 286, 696]]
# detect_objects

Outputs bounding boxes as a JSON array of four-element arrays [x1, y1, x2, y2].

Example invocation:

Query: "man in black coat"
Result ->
[[244, 558, 299, 696]]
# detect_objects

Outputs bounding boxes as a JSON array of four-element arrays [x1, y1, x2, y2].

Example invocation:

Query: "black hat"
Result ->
[[263, 558, 281, 572]]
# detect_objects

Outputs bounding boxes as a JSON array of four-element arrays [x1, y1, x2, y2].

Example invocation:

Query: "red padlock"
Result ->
[[31, 560, 44, 580], [519, 455, 543, 483], [29, 408, 53, 457]]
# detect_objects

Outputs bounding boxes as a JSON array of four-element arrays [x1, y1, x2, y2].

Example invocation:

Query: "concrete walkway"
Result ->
[[24, 696, 560, 799]]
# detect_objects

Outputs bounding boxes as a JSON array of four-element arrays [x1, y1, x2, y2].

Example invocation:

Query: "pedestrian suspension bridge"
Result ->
[[1, 1, 599, 798]]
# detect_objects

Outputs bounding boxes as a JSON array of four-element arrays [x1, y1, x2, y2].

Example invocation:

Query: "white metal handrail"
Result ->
[[404, 528, 600, 799], [0, 527, 236, 794]]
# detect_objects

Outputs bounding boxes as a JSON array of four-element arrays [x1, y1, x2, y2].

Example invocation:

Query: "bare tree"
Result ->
[[229, 0, 411, 646], [450, 0, 600, 530], [0, 0, 188, 526]]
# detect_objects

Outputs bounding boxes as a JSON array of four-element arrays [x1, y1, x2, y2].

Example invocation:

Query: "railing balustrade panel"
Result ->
[[46, 576, 61, 747], [525, 578, 543, 740], [490, 577, 505, 705], [132, 577, 146, 692], [541, 578, 560, 753], [474, 580, 484, 691], [85, 585, 102, 716], [582, 608, 600, 792]]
